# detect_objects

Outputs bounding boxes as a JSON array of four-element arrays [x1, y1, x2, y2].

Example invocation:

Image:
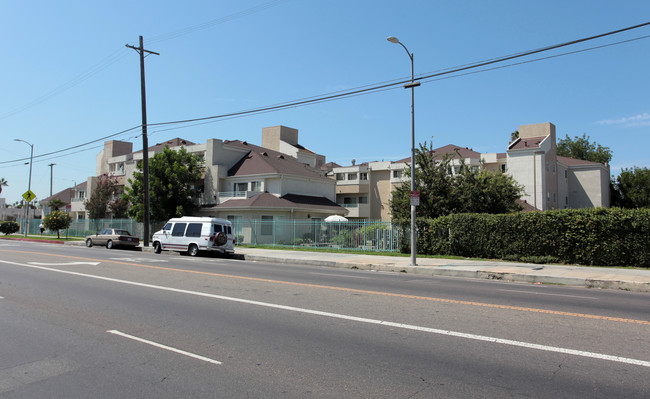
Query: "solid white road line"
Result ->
[[107, 330, 222, 365], [2, 259, 648, 368]]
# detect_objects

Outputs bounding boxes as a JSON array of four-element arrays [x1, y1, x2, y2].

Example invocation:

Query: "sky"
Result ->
[[1, 0, 649, 205]]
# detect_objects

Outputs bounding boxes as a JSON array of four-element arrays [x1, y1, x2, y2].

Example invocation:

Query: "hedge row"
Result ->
[[402, 208, 650, 267]]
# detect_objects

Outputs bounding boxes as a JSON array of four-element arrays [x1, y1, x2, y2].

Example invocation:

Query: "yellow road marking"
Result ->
[[2, 249, 649, 326]]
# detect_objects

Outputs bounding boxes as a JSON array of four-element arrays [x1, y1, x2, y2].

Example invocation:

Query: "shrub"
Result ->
[[0, 221, 20, 235]]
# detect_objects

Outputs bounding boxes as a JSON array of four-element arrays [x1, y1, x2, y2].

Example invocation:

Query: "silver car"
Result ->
[[85, 228, 140, 249]]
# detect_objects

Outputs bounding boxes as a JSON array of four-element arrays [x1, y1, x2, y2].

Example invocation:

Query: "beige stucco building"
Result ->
[[331, 122, 610, 220]]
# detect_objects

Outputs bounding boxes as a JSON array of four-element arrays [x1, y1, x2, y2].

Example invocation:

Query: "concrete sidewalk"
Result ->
[[3, 237, 649, 292], [233, 247, 650, 293]]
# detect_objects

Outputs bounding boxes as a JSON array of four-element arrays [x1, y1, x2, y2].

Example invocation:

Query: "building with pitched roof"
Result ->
[[330, 122, 610, 220], [86, 127, 345, 232]]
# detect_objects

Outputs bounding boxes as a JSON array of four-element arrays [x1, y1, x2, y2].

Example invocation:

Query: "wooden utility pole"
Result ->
[[126, 36, 159, 246]]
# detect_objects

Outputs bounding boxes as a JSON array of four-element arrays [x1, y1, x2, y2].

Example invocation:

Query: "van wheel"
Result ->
[[153, 242, 162, 254], [85, 238, 93, 248], [106, 240, 114, 249], [188, 244, 199, 257]]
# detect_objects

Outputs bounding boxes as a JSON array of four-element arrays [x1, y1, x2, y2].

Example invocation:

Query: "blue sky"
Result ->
[[1, 0, 649, 205]]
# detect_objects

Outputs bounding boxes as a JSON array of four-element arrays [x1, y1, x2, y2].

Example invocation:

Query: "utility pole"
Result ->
[[126, 36, 159, 247], [48, 163, 56, 197]]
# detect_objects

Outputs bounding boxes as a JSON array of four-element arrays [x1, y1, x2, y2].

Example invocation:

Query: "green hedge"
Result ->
[[402, 208, 650, 267]]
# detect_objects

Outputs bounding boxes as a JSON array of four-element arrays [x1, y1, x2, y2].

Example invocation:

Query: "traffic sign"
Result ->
[[22, 190, 36, 202], [410, 190, 420, 206]]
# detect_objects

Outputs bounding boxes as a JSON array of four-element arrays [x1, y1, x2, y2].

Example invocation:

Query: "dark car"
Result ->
[[85, 228, 140, 249]]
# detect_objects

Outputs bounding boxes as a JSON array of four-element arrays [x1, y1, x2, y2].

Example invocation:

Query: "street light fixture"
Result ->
[[387, 36, 420, 266], [14, 138, 34, 237]]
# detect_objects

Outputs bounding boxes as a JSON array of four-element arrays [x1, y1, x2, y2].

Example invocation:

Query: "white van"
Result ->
[[152, 216, 235, 256]]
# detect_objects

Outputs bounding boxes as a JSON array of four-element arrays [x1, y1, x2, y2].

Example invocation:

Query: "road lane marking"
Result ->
[[1, 259, 649, 368], [107, 330, 221, 365], [29, 261, 101, 266], [2, 249, 649, 325], [497, 289, 598, 299]]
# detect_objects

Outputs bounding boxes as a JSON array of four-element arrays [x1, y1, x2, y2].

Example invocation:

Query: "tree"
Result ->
[[43, 210, 72, 239], [109, 197, 130, 219], [390, 142, 523, 220], [611, 166, 650, 208], [85, 174, 119, 219], [0, 178, 7, 195], [123, 145, 204, 222], [509, 130, 519, 144], [0, 221, 19, 235], [557, 133, 612, 165], [48, 198, 66, 211]]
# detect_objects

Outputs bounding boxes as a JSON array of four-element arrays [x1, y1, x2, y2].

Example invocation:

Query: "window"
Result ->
[[343, 197, 356, 204], [360, 172, 368, 180], [250, 181, 262, 192], [234, 182, 248, 193], [358, 196, 368, 204], [163, 223, 172, 231], [501, 164, 507, 173], [78, 191, 86, 200], [261, 216, 273, 235], [185, 223, 202, 237], [565, 170, 568, 179], [213, 224, 223, 233], [172, 223, 186, 237], [553, 193, 557, 203], [347, 173, 357, 180], [336, 173, 345, 180], [392, 170, 402, 178]]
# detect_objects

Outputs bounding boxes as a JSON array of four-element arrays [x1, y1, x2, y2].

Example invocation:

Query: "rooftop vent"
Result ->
[[277, 155, 284, 159], [262, 152, 268, 156]]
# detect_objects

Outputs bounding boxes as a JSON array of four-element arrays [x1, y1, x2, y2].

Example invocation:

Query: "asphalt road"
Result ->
[[1, 241, 649, 398]]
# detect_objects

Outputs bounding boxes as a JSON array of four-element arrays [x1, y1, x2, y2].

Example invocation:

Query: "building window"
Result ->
[[553, 165, 556, 174], [78, 191, 86, 200], [553, 193, 556, 203], [360, 172, 368, 180], [234, 182, 248, 193], [501, 164, 507, 173], [336, 173, 345, 180], [250, 181, 262, 192], [392, 170, 402, 178], [358, 196, 368, 204], [261, 215, 273, 235], [347, 173, 357, 180], [565, 170, 568, 179]]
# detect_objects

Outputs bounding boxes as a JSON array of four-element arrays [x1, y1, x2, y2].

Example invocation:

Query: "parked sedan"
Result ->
[[85, 228, 140, 249]]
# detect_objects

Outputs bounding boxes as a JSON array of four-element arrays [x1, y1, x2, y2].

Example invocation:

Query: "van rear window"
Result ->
[[213, 224, 223, 233], [171, 223, 187, 237], [186, 223, 202, 237]]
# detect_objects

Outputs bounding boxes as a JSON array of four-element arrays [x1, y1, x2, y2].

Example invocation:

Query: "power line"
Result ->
[[2, 22, 649, 166]]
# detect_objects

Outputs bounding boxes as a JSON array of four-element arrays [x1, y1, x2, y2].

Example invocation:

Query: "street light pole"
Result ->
[[387, 36, 420, 266], [14, 139, 34, 237]]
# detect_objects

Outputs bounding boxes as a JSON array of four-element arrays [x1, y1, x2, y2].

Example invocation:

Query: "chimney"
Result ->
[[351, 159, 356, 166]]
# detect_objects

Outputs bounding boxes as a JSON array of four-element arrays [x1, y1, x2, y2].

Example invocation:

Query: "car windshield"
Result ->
[[114, 230, 131, 236]]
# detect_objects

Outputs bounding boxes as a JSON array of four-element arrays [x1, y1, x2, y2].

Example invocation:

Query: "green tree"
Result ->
[[0, 178, 7, 195], [47, 198, 66, 211], [390, 142, 523, 220], [611, 166, 650, 208], [85, 174, 119, 219], [123, 145, 204, 222], [557, 133, 612, 165], [509, 130, 519, 144], [43, 210, 72, 239], [109, 197, 130, 219]]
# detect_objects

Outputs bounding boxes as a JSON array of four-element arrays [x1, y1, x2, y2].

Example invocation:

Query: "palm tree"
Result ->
[[0, 178, 7, 195]]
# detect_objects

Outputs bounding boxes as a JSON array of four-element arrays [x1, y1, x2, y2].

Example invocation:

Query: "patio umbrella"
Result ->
[[324, 215, 348, 222]]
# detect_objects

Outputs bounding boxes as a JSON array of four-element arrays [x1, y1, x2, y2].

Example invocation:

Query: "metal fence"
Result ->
[[17, 218, 402, 252], [231, 219, 401, 252]]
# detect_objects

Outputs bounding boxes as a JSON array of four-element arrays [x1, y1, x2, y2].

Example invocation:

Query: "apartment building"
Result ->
[[331, 122, 610, 220], [90, 126, 344, 227]]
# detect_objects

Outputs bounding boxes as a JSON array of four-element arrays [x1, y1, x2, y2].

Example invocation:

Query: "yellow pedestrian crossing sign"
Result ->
[[22, 190, 36, 202]]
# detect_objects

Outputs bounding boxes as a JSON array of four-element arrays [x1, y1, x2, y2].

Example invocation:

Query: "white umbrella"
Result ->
[[324, 215, 348, 222]]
